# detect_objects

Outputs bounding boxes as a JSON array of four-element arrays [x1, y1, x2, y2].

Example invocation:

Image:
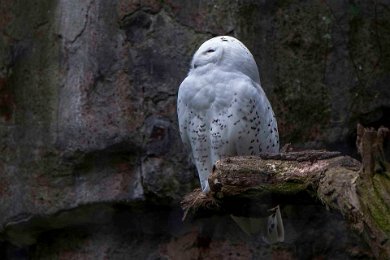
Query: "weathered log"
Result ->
[[181, 125, 390, 258]]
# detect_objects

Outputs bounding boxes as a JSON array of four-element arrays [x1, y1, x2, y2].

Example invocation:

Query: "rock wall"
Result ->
[[0, 0, 389, 259]]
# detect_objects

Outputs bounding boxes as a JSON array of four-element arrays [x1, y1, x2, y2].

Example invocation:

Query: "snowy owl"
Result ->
[[177, 36, 279, 192]]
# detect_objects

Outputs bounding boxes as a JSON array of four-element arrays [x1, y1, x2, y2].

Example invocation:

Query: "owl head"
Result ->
[[190, 36, 261, 84]]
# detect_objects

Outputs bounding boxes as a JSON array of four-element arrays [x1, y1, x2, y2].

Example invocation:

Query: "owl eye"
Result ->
[[206, 49, 215, 53]]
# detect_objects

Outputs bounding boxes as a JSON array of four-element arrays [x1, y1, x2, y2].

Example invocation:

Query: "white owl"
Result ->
[[177, 36, 279, 193]]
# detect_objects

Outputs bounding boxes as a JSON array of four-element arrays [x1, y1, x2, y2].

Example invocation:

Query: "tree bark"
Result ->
[[182, 125, 390, 258]]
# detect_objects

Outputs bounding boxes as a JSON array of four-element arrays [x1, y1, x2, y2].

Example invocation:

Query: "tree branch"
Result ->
[[182, 125, 390, 258]]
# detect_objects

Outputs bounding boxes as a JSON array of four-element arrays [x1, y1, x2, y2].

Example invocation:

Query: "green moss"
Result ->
[[237, 4, 258, 20], [0, 6, 66, 209], [358, 173, 390, 238], [269, 182, 306, 194], [347, 1, 390, 119], [370, 175, 390, 233], [7, 0, 60, 127], [241, 181, 307, 199], [271, 1, 332, 143]]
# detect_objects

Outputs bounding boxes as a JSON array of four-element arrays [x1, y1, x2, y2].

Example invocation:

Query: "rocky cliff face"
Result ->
[[0, 0, 388, 259]]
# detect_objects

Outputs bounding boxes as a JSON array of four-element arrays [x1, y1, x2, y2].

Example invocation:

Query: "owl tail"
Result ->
[[264, 205, 284, 244], [230, 205, 284, 244]]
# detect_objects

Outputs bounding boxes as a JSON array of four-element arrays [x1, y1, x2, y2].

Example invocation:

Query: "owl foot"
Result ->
[[181, 188, 219, 221]]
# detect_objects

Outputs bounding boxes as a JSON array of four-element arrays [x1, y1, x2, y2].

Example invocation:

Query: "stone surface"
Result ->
[[0, 0, 389, 258]]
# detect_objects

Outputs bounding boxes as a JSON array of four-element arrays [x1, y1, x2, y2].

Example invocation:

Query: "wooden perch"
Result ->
[[182, 125, 390, 258]]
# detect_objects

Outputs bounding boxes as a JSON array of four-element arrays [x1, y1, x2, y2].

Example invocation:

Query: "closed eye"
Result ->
[[206, 49, 215, 53]]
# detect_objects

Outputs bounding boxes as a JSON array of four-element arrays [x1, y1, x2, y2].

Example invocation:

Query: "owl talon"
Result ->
[[268, 205, 280, 213]]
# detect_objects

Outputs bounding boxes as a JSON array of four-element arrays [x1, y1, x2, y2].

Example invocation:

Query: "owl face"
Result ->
[[190, 36, 260, 84], [191, 38, 224, 69]]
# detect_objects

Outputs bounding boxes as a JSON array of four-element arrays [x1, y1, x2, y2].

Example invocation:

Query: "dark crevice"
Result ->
[[358, 106, 390, 129], [70, 141, 142, 174], [68, 0, 94, 44]]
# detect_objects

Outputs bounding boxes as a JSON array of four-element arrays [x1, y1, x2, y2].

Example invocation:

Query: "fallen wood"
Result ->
[[182, 125, 390, 258]]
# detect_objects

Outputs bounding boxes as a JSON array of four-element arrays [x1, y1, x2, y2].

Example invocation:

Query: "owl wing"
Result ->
[[177, 76, 214, 192], [178, 73, 279, 192], [177, 81, 190, 152], [211, 77, 279, 160]]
